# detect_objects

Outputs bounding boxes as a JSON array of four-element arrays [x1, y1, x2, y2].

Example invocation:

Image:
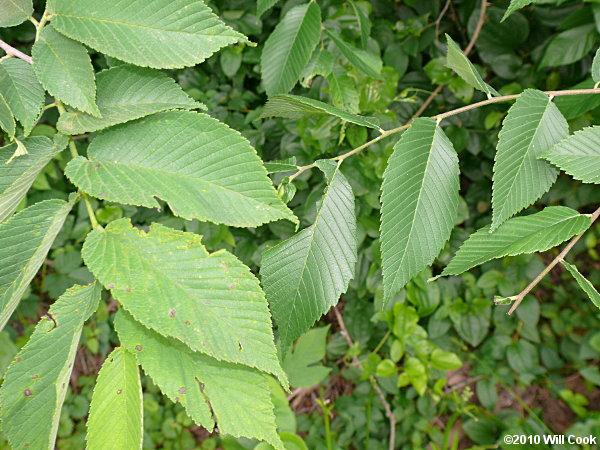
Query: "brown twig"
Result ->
[[0, 39, 33, 64], [507, 206, 600, 315], [333, 306, 396, 450]]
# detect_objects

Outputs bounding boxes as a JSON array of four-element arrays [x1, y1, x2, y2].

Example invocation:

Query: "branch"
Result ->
[[333, 306, 396, 450], [0, 39, 32, 64], [507, 206, 600, 315]]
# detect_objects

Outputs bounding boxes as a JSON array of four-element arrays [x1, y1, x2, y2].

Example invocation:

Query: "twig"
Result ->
[[0, 39, 32, 64], [464, 1, 487, 56], [507, 206, 600, 315], [333, 306, 396, 450]]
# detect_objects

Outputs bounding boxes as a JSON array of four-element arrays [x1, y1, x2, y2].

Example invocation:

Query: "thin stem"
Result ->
[[35, 11, 51, 41], [372, 329, 392, 354], [333, 306, 396, 450], [507, 206, 600, 315], [0, 39, 32, 64]]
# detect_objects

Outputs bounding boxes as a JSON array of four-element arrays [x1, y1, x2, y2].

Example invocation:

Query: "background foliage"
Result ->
[[1, 0, 600, 449]]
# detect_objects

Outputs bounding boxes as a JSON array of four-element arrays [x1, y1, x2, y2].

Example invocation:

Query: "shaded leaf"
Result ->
[[492, 89, 568, 231], [87, 347, 143, 450], [115, 310, 283, 449], [442, 207, 591, 276], [264, 157, 298, 174], [348, 0, 371, 49], [261, 3, 321, 96], [257, 0, 281, 17], [0, 198, 74, 330], [540, 24, 598, 68], [82, 219, 287, 385], [541, 126, 600, 184], [0, 283, 100, 449], [554, 79, 600, 119], [562, 261, 600, 309], [0, 0, 33, 27], [502, 0, 535, 22], [260, 94, 381, 129], [327, 67, 359, 113], [49, 0, 249, 69], [593, 48, 600, 84], [65, 111, 295, 227], [381, 118, 459, 304], [0, 136, 66, 223], [57, 65, 204, 135], [0, 93, 15, 138], [261, 160, 357, 352], [32, 26, 100, 116], [325, 29, 382, 80]]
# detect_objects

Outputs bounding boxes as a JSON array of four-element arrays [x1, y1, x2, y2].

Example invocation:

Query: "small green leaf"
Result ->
[[348, 0, 371, 49], [82, 219, 287, 385], [257, 0, 281, 17], [592, 48, 600, 84], [0, 198, 74, 330], [502, 0, 535, 22], [264, 157, 298, 174], [404, 357, 427, 395], [492, 89, 568, 231], [327, 67, 360, 113], [32, 26, 100, 117], [261, 94, 380, 129], [445, 34, 498, 97], [0, 0, 33, 27], [49, 0, 249, 69], [261, 3, 322, 96], [555, 79, 600, 120], [282, 326, 331, 388], [57, 65, 204, 135], [87, 347, 143, 450], [0, 92, 16, 139], [541, 126, 600, 184], [430, 349, 462, 371], [0, 283, 100, 449], [325, 29, 382, 80], [442, 207, 591, 276], [562, 261, 600, 310]]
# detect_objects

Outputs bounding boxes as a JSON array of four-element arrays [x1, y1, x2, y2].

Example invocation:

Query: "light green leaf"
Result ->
[[492, 89, 568, 231], [57, 65, 204, 135], [325, 29, 382, 80], [441, 207, 591, 276], [430, 349, 462, 371], [32, 26, 100, 117], [261, 160, 357, 352], [264, 157, 298, 174], [82, 219, 287, 385], [257, 0, 281, 17], [0, 58, 44, 135], [282, 326, 331, 388], [49, 0, 249, 69], [593, 48, 600, 84], [65, 111, 295, 227], [0, 198, 74, 330], [261, 3, 321, 96], [115, 310, 283, 449], [540, 24, 598, 68], [502, 0, 535, 22], [0, 136, 66, 223], [327, 67, 359, 113], [260, 94, 381, 129], [380, 118, 459, 304], [0, 283, 100, 449], [0, 0, 33, 27], [348, 0, 371, 49], [541, 126, 600, 184], [0, 92, 15, 139], [562, 261, 600, 310], [87, 347, 142, 450], [445, 34, 498, 97]]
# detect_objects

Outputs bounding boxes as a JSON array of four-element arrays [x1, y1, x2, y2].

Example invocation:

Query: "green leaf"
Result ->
[[445, 34, 498, 97], [261, 3, 321, 96], [380, 118, 459, 304], [348, 0, 371, 49], [593, 48, 600, 84], [65, 111, 295, 227], [502, 0, 534, 22], [0, 136, 66, 223], [541, 126, 600, 184], [540, 24, 598, 68], [404, 357, 427, 396], [49, 0, 249, 69], [87, 347, 143, 450], [0, 283, 100, 449], [0, 0, 33, 27], [0, 58, 44, 135], [327, 67, 359, 113], [261, 160, 357, 351], [0, 93, 16, 139], [562, 261, 600, 309], [260, 94, 381, 129], [32, 26, 100, 117], [492, 89, 568, 231], [282, 326, 331, 388], [554, 79, 600, 120], [57, 65, 204, 135], [82, 219, 287, 385], [441, 207, 591, 276], [325, 29, 382, 80], [114, 310, 283, 449], [430, 349, 462, 371], [264, 157, 298, 174], [0, 198, 74, 330], [257, 0, 281, 17]]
